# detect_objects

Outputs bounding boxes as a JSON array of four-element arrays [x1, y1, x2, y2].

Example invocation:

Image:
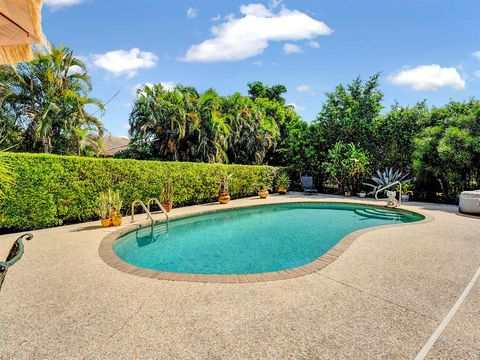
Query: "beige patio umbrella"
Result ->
[[0, 0, 47, 64]]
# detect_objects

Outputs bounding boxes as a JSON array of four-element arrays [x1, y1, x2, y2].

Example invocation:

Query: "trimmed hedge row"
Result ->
[[0, 153, 278, 231]]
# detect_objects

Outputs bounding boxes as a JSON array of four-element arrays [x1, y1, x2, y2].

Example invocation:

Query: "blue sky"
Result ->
[[42, 0, 480, 136]]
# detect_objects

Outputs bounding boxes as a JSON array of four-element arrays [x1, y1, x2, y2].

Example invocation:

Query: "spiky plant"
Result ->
[[363, 167, 411, 194]]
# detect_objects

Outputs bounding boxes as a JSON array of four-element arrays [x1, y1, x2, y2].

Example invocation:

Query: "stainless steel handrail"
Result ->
[[374, 180, 402, 206], [131, 199, 154, 224], [147, 198, 170, 222]]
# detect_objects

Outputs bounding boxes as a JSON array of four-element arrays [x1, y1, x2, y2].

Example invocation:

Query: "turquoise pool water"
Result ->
[[113, 203, 423, 274]]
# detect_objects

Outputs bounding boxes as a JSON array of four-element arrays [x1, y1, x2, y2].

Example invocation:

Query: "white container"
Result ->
[[459, 190, 480, 215]]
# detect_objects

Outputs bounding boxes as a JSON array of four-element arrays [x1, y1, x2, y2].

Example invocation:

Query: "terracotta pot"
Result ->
[[111, 216, 122, 227], [258, 190, 269, 199], [161, 201, 173, 212], [278, 186, 287, 194], [100, 218, 111, 228], [218, 193, 230, 204]]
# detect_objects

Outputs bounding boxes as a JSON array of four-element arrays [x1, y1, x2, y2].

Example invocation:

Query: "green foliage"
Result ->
[[363, 168, 411, 194], [160, 178, 174, 202], [97, 191, 110, 220], [315, 74, 383, 156], [412, 100, 480, 202], [126, 81, 295, 166], [323, 142, 370, 192], [373, 102, 428, 171], [0, 153, 278, 230], [275, 172, 291, 190], [0, 45, 105, 155]]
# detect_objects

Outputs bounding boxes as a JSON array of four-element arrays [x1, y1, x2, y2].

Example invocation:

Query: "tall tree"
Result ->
[[0, 45, 105, 155]]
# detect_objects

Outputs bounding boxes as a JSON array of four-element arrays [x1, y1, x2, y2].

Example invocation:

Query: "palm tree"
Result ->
[[130, 84, 191, 161], [0, 45, 105, 154]]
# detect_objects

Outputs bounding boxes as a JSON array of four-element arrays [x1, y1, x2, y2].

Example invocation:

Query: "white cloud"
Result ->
[[474, 70, 480, 79], [283, 43, 302, 54], [296, 84, 315, 95], [211, 14, 221, 21], [288, 103, 305, 111], [67, 65, 83, 75], [182, 4, 332, 62], [472, 51, 480, 60], [121, 123, 131, 130], [92, 48, 158, 78], [387, 64, 466, 91], [253, 60, 263, 66], [187, 7, 199, 19], [240, 4, 273, 17], [308, 40, 320, 49], [131, 81, 176, 97], [44, 0, 82, 9]]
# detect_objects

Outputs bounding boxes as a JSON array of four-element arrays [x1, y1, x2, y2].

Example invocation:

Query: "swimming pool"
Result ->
[[113, 203, 423, 275]]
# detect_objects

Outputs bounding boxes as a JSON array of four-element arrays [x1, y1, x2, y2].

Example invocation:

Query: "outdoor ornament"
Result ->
[[386, 191, 398, 208]]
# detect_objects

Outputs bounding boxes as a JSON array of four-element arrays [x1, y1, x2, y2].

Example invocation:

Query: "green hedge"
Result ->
[[0, 153, 278, 231]]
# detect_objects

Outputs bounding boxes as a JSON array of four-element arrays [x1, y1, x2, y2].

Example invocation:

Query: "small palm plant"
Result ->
[[276, 173, 291, 194]]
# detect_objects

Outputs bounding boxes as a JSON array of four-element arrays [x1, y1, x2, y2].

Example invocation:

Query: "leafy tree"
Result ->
[[373, 101, 428, 171], [412, 100, 480, 202], [247, 81, 287, 104], [314, 73, 383, 156], [0, 45, 105, 155]]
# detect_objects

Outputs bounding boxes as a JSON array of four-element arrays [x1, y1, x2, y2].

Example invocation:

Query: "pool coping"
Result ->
[[98, 201, 434, 283]]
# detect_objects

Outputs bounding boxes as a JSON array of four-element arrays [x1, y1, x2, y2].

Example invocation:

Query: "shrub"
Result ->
[[322, 142, 370, 192], [0, 153, 278, 231]]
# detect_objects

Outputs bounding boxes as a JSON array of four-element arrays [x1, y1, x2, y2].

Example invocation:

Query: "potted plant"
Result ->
[[218, 174, 232, 204], [398, 181, 413, 202], [109, 189, 123, 227], [98, 191, 112, 228], [344, 185, 352, 197], [257, 181, 269, 199], [160, 178, 174, 212], [357, 190, 367, 198], [276, 173, 290, 194]]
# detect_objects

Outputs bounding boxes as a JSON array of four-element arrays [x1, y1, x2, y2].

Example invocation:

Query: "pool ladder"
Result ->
[[130, 199, 169, 224]]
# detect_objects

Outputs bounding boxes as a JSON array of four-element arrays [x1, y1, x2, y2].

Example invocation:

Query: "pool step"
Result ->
[[354, 208, 402, 221]]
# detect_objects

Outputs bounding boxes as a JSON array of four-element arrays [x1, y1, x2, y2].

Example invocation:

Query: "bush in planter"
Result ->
[[0, 153, 278, 231], [276, 173, 291, 194]]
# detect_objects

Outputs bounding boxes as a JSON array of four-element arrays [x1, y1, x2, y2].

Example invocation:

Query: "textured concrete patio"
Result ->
[[0, 194, 479, 359]]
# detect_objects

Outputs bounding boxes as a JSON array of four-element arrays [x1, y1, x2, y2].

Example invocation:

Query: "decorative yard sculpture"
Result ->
[[0, 233, 33, 291]]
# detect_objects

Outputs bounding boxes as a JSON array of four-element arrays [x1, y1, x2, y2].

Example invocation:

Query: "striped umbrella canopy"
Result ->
[[0, 0, 47, 64]]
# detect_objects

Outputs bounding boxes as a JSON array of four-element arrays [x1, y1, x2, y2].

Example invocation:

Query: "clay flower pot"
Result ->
[[111, 216, 122, 227], [100, 218, 112, 228], [161, 201, 173, 212], [258, 190, 269, 199], [218, 192, 230, 204], [278, 186, 287, 194]]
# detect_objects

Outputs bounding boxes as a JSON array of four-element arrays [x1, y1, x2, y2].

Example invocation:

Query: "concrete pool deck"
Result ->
[[0, 194, 479, 359]]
